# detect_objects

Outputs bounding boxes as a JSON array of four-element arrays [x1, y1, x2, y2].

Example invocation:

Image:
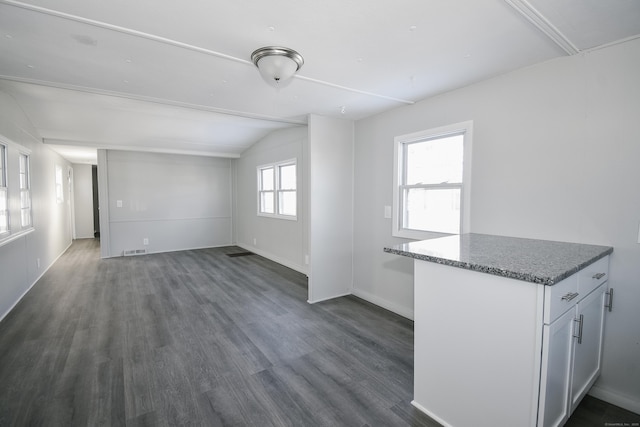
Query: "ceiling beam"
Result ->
[[504, 0, 579, 55], [1, 0, 415, 106]]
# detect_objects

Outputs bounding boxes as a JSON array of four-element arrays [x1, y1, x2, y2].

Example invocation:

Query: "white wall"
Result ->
[[353, 39, 640, 412], [234, 126, 308, 273], [103, 150, 233, 256], [308, 115, 354, 303], [0, 89, 72, 321], [72, 163, 94, 239]]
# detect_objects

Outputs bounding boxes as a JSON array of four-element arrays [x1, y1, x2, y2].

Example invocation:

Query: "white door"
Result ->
[[538, 307, 575, 427], [570, 284, 607, 412]]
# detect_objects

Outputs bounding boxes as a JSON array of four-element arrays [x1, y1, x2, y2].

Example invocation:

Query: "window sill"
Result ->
[[257, 213, 298, 222], [0, 227, 35, 248]]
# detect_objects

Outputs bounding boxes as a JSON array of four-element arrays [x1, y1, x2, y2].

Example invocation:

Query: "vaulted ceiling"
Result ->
[[1, 0, 639, 163]]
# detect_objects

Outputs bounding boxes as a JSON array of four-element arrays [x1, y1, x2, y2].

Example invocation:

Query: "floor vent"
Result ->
[[226, 251, 255, 258], [123, 249, 147, 257]]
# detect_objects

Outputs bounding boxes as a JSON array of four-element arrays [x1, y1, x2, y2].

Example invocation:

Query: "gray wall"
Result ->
[[353, 38, 640, 412], [0, 89, 72, 320], [103, 150, 233, 256], [72, 163, 95, 239], [234, 126, 308, 273]]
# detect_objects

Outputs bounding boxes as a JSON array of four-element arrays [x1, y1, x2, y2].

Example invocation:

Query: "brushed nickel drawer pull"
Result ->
[[592, 272, 606, 280], [561, 292, 579, 302]]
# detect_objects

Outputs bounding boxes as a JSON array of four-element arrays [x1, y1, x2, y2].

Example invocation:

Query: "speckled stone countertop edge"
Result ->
[[383, 245, 613, 286]]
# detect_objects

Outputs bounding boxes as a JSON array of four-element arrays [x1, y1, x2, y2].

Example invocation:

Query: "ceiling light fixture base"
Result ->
[[251, 46, 304, 87]]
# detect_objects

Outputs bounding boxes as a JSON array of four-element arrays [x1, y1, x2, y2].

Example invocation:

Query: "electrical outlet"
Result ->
[[253, 238, 257, 246], [36, 258, 40, 268], [117, 200, 123, 208], [143, 238, 149, 245]]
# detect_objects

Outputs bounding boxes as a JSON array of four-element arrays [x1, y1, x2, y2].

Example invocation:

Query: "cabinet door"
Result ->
[[570, 283, 607, 412], [538, 307, 575, 427]]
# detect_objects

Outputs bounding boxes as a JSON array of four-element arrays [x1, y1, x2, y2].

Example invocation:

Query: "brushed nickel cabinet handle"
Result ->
[[606, 288, 614, 312], [592, 272, 606, 280], [561, 292, 579, 302], [574, 314, 584, 344]]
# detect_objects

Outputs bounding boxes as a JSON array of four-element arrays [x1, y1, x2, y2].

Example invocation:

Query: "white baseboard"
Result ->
[[307, 291, 352, 305], [411, 400, 453, 427], [0, 240, 72, 323], [589, 384, 640, 415], [236, 243, 308, 275], [352, 288, 414, 320]]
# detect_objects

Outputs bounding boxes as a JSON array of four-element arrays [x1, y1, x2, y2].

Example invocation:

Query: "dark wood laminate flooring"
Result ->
[[0, 239, 638, 426]]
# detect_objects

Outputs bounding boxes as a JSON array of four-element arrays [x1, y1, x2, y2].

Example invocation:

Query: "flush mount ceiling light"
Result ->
[[251, 46, 304, 87]]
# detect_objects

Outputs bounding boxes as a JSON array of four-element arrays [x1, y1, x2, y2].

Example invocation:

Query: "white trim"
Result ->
[[411, 400, 453, 427], [0, 0, 415, 107], [236, 243, 307, 275], [109, 215, 232, 223], [392, 120, 473, 240], [588, 384, 640, 415], [0, 239, 71, 323], [307, 291, 352, 305], [257, 158, 298, 220], [97, 149, 111, 258], [102, 242, 235, 259], [503, 0, 579, 55], [0, 227, 34, 248], [0, 134, 32, 153], [351, 288, 414, 320]]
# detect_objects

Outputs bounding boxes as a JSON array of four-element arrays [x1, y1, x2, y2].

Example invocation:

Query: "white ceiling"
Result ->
[[0, 0, 639, 164]]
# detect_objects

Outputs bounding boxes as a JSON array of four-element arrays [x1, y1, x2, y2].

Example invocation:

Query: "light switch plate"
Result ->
[[384, 205, 392, 219], [116, 200, 123, 208]]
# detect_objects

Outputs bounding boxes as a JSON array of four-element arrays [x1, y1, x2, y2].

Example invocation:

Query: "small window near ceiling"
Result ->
[[19, 153, 32, 228], [55, 164, 64, 204], [393, 121, 473, 239], [0, 144, 8, 235], [257, 159, 297, 220]]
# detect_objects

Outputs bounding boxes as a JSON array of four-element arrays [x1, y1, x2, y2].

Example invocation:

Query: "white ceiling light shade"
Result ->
[[251, 46, 304, 87]]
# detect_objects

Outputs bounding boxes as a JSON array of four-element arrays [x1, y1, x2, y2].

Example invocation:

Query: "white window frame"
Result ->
[[19, 152, 32, 229], [0, 143, 8, 237], [257, 159, 297, 220], [392, 120, 473, 240]]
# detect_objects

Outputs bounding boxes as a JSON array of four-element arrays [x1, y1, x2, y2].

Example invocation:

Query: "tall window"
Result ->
[[0, 144, 8, 235], [19, 153, 32, 228], [258, 166, 275, 214], [258, 159, 297, 219], [393, 121, 472, 239], [55, 164, 64, 204]]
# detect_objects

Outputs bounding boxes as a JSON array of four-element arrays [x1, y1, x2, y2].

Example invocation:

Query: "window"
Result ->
[[258, 160, 297, 219], [0, 144, 7, 235], [393, 121, 472, 239], [55, 164, 64, 204], [19, 153, 32, 228]]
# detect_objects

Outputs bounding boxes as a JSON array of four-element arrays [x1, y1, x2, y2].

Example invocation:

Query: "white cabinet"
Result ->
[[539, 308, 576, 427], [571, 284, 607, 412], [412, 255, 611, 427], [538, 282, 608, 427]]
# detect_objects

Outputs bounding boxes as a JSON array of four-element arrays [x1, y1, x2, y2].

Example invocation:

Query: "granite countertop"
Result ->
[[384, 233, 613, 285]]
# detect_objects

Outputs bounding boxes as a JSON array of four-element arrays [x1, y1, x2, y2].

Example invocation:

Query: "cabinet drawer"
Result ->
[[544, 274, 579, 324], [577, 256, 609, 297]]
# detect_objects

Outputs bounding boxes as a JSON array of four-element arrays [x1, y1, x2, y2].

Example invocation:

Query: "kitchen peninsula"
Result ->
[[385, 233, 613, 427]]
